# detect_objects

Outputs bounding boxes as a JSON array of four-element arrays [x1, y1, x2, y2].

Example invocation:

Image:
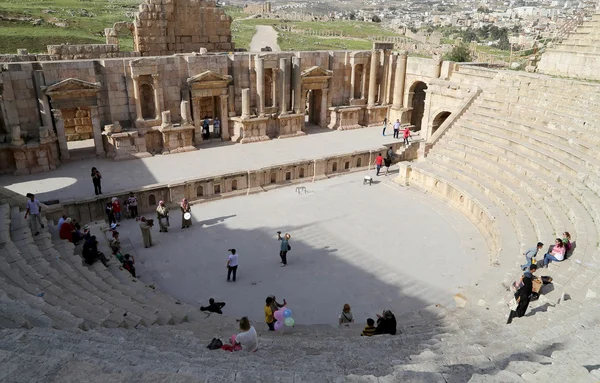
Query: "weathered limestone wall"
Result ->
[[46, 44, 139, 61], [44, 140, 419, 224], [134, 0, 233, 56], [538, 14, 600, 81], [243, 2, 272, 14]]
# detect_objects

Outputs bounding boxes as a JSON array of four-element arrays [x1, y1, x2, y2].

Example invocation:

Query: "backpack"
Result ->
[[207, 338, 223, 350]]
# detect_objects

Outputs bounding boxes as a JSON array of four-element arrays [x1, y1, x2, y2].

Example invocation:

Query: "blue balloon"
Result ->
[[283, 309, 292, 318]]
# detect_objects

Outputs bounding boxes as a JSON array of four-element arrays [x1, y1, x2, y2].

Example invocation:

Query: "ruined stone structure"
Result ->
[[243, 1, 272, 14], [0, 41, 457, 175], [133, 0, 233, 56]]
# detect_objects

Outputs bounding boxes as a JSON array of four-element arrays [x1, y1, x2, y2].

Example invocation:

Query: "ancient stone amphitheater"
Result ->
[[2, 2, 600, 381]]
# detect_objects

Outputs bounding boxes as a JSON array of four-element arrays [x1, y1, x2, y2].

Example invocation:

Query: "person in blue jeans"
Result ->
[[382, 118, 388, 136], [521, 242, 543, 271], [277, 231, 291, 267]]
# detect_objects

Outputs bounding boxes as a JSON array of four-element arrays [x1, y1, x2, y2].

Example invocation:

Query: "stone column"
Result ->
[[292, 56, 302, 114], [180, 100, 191, 124], [228, 85, 236, 117], [320, 88, 329, 129], [271, 68, 278, 108], [255, 56, 265, 116], [152, 74, 161, 119], [360, 64, 368, 100], [52, 109, 70, 160], [393, 51, 408, 109], [350, 64, 356, 100], [382, 50, 392, 105], [132, 75, 143, 121], [433, 55, 443, 79], [220, 95, 230, 140], [367, 50, 379, 106], [241, 88, 250, 119], [89, 106, 105, 157], [279, 58, 288, 114]]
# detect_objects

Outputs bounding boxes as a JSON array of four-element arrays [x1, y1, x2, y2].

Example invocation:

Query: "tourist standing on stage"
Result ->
[[156, 200, 169, 233], [181, 198, 192, 228], [91, 167, 102, 195], [139, 217, 153, 248], [111, 197, 122, 222], [226, 248, 238, 282], [127, 192, 138, 219], [277, 231, 291, 267]]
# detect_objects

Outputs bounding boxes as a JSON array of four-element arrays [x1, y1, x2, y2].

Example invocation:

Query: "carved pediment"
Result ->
[[301, 66, 333, 78], [187, 70, 233, 85], [43, 78, 101, 95]]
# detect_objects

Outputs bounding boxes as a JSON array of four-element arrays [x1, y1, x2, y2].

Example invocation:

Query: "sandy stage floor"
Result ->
[[111, 172, 488, 326]]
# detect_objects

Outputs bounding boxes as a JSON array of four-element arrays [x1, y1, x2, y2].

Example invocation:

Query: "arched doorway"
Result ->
[[410, 82, 428, 131], [431, 111, 451, 135]]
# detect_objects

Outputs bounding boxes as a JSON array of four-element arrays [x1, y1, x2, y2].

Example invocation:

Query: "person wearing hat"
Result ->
[[139, 217, 153, 248], [180, 198, 192, 229], [156, 200, 169, 233]]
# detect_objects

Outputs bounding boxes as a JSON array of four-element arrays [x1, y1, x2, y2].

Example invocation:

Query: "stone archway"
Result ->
[[43, 78, 103, 160], [431, 111, 451, 135], [409, 81, 428, 131], [301, 66, 332, 129], [187, 70, 233, 143]]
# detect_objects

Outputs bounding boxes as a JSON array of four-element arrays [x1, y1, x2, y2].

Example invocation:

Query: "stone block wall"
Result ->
[[134, 0, 233, 56], [46, 45, 139, 61]]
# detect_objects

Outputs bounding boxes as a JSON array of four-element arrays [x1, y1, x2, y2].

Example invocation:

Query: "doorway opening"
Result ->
[[409, 81, 428, 131]]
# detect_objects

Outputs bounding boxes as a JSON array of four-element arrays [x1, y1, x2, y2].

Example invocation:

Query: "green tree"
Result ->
[[444, 44, 472, 62], [372, 15, 382, 23]]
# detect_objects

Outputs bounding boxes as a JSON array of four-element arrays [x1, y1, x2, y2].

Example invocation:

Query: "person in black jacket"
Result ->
[[201, 298, 226, 314], [82, 235, 109, 267], [375, 310, 397, 335], [507, 265, 535, 324]]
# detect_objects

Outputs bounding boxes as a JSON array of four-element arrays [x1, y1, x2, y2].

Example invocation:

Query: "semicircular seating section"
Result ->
[[2, 68, 600, 380]]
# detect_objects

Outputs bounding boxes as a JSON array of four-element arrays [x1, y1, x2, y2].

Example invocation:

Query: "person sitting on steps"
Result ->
[[375, 310, 397, 335], [542, 238, 566, 268], [82, 235, 109, 267], [361, 318, 376, 336]]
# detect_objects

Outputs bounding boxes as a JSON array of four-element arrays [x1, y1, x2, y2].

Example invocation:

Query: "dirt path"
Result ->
[[249, 25, 281, 52]]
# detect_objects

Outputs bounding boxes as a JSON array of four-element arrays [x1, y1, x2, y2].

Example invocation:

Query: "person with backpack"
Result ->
[[338, 303, 354, 327], [277, 231, 291, 267]]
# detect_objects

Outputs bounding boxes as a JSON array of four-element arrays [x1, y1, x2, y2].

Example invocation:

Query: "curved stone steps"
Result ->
[[8, 209, 150, 328], [442, 129, 600, 294], [0, 275, 85, 330], [457, 118, 577, 234], [425, 151, 539, 246], [47, 224, 194, 326], [0, 240, 112, 327], [450, 122, 600, 244], [403, 162, 521, 309], [438, 135, 597, 274]]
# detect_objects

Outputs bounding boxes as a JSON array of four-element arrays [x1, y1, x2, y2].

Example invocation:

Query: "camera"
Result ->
[[147, 219, 154, 227], [277, 231, 281, 234]]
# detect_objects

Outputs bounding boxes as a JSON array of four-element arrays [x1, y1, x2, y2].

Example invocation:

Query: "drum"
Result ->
[[184, 212, 191, 220]]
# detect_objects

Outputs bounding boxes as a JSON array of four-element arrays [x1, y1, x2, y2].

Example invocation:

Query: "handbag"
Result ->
[[508, 297, 519, 311]]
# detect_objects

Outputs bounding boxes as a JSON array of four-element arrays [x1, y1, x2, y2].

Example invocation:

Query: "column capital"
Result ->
[[132, 74, 140, 80], [398, 51, 408, 58], [51, 109, 62, 120], [220, 94, 229, 100], [151, 73, 160, 79]]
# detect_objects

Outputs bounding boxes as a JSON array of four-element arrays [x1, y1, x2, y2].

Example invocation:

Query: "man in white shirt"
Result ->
[[24, 193, 44, 236], [226, 248, 239, 282], [393, 119, 401, 139]]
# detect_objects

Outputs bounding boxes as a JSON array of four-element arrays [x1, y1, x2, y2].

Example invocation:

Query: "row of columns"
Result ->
[[350, 63, 368, 100], [247, 55, 303, 118]]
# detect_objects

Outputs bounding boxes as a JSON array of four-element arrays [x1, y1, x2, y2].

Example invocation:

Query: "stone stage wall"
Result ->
[[44, 141, 420, 224]]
